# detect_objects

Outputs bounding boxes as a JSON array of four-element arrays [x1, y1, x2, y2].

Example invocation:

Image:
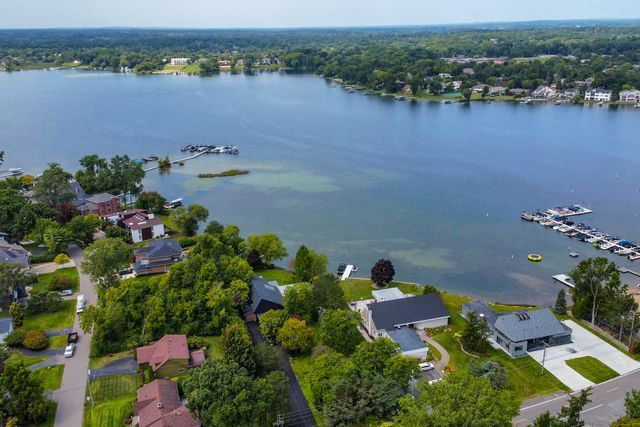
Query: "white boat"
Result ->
[[600, 242, 615, 250], [629, 253, 640, 261], [8, 168, 23, 175], [614, 248, 633, 256], [586, 236, 601, 243]]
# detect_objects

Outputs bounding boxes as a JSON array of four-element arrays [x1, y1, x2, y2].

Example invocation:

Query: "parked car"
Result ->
[[419, 362, 435, 372], [76, 294, 85, 314], [67, 332, 78, 344], [59, 289, 73, 297], [64, 343, 75, 358]]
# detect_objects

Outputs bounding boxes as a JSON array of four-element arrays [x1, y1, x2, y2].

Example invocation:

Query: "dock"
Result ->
[[143, 151, 207, 172], [553, 274, 575, 289], [0, 168, 23, 179]]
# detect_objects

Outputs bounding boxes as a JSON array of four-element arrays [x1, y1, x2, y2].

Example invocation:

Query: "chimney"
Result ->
[[148, 213, 155, 219], [157, 402, 163, 409]]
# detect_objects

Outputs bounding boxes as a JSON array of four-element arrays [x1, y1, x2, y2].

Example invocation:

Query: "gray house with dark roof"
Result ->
[[249, 277, 284, 316], [133, 240, 183, 276], [362, 293, 450, 338], [0, 240, 30, 268], [386, 327, 429, 359], [462, 301, 572, 358]]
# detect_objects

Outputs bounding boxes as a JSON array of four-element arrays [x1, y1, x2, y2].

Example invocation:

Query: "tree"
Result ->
[[461, 311, 491, 354], [254, 342, 282, 374], [352, 338, 399, 374], [571, 257, 621, 324], [0, 362, 55, 424], [199, 58, 220, 75], [371, 259, 395, 287], [246, 233, 288, 266], [320, 309, 361, 355], [204, 220, 224, 236], [625, 389, 640, 419], [277, 318, 314, 353], [221, 323, 255, 373], [422, 284, 438, 294], [555, 289, 567, 315], [558, 388, 592, 427], [66, 214, 101, 246], [246, 249, 263, 268], [22, 330, 49, 350], [32, 163, 74, 208], [75, 154, 108, 194], [104, 225, 129, 240], [0, 262, 34, 299], [81, 237, 133, 288], [108, 155, 145, 195], [135, 191, 166, 214], [395, 372, 519, 427], [470, 360, 508, 390], [259, 309, 289, 342], [293, 245, 328, 282], [9, 302, 24, 328], [312, 274, 347, 312], [462, 88, 472, 103], [27, 290, 62, 314], [170, 204, 209, 236], [43, 222, 73, 253], [54, 253, 71, 265], [383, 354, 419, 388], [283, 282, 315, 321]]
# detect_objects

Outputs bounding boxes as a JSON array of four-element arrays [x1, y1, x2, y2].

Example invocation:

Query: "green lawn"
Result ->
[[23, 300, 75, 331], [565, 356, 619, 384], [254, 268, 297, 285], [48, 335, 68, 350], [89, 350, 135, 370], [84, 374, 141, 427], [203, 336, 222, 360], [340, 278, 422, 302], [488, 302, 538, 313], [31, 364, 65, 392], [34, 267, 79, 293], [7, 351, 49, 367], [157, 214, 180, 235]]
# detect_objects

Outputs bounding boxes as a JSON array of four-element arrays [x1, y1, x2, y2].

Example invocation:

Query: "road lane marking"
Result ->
[[513, 419, 527, 424], [606, 387, 618, 393], [580, 404, 603, 414]]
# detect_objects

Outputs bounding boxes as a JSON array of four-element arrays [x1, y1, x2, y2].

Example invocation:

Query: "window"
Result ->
[[177, 368, 186, 373], [514, 346, 523, 352]]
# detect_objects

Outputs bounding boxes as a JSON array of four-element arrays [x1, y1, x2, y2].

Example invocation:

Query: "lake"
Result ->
[[1, 69, 640, 304]]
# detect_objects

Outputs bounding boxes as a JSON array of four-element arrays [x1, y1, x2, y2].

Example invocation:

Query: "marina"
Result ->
[[180, 144, 239, 154], [522, 205, 640, 262], [0, 167, 23, 179]]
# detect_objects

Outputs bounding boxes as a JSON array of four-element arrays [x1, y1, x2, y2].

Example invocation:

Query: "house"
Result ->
[[619, 89, 640, 103], [136, 335, 205, 379], [462, 301, 572, 358], [235, 59, 245, 67], [437, 73, 452, 79], [133, 240, 183, 276], [78, 193, 119, 218], [508, 88, 530, 97], [170, 58, 189, 66], [532, 86, 557, 99], [362, 293, 450, 338], [0, 318, 13, 344], [452, 81, 462, 91], [493, 56, 510, 65], [401, 85, 413, 95], [218, 60, 231, 67], [471, 84, 486, 93], [261, 57, 272, 65], [462, 68, 475, 76], [386, 327, 428, 359], [0, 232, 9, 242], [372, 287, 407, 302], [584, 88, 612, 102], [561, 88, 579, 100], [249, 277, 284, 316], [120, 210, 166, 243], [133, 379, 200, 427], [488, 86, 507, 96], [0, 240, 29, 268]]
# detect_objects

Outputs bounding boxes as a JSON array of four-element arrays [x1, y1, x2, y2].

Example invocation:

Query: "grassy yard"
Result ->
[[23, 300, 75, 331], [31, 364, 65, 392], [203, 336, 222, 360], [254, 268, 297, 285], [157, 214, 180, 235], [565, 356, 619, 384], [488, 302, 538, 313], [48, 335, 68, 350], [89, 350, 134, 370], [84, 374, 141, 427], [7, 351, 49, 367], [34, 267, 79, 293], [340, 278, 422, 302]]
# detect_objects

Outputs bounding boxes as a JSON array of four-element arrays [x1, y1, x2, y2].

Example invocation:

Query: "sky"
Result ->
[[0, 0, 639, 29]]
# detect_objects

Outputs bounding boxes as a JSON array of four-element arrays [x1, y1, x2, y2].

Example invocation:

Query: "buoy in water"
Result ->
[[528, 254, 542, 262]]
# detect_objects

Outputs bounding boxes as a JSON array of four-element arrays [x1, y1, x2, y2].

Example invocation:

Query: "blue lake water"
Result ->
[[2, 70, 640, 304]]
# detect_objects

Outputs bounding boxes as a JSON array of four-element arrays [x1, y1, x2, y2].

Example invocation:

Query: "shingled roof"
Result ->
[[250, 277, 284, 313], [493, 308, 570, 343], [137, 335, 190, 369], [367, 293, 449, 331], [134, 240, 182, 259], [134, 379, 200, 427]]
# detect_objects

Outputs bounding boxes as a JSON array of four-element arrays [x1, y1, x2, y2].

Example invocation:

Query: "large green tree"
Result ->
[[461, 311, 491, 354], [283, 282, 315, 321], [221, 322, 255, 373], [246, 233, 288, 266], [259, 309, 289, 343], [0, 362, 55, 424], [170, 204, 209, 236], [571, 257, 623, 324], [312, 274, 347, 311], [352, 338, 399, 375], [320, 308, 362, 355], [66, 214, 101, 246], [293, 245, 328, 282], [277, 318, 314, 353], [33, 163, 74, 208], [81, 237, 133, 288], [135, 191, 166, 214]]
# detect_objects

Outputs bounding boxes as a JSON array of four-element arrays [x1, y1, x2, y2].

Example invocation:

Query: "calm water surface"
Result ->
[[2, 70, 640, 304]]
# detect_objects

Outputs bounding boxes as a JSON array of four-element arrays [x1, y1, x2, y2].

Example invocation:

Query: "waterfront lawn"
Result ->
[[254, 268, 296, 285], [23, 300, 75, 331], [340, 278, 422, 302], [31, 364, 65, 392], [488, 302, 538, 313], [89, 350, 135, 370], [84, 374, 141, 427], [157, 214, 180, 235], [565, 356, 619, 384], [34, 267, 79, 293]]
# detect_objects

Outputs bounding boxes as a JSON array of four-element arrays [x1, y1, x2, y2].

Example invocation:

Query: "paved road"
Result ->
[[515, 368, 640, 426], [90, 357, 137, 379], [245, 320, 316, 427], [51, 246, 96, 427]]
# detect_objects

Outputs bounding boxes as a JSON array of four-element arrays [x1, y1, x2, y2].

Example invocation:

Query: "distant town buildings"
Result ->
[[584, 88, 612, 102], [532, 85, 557, 99]]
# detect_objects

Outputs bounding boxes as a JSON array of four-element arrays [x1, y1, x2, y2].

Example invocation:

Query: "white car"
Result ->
[[419, 362, 435, 372], [59, 289, 73, 297], [64, 343, 75, 358]]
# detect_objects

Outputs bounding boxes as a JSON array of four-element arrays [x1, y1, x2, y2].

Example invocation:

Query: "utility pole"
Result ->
[[629, 310, 637, 349], [87, 369, 95, 407]]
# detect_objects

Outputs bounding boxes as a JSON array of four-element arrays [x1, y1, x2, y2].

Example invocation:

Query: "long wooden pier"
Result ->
[[143, 151, 207, 172]]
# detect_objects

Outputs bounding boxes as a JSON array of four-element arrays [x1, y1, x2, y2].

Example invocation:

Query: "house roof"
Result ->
[[0, 317, 13, 334], [462, 301, 499, 326], [137, 335, 190, 369], [134, 379, 200, 427], [124, 212, 164, 231], [387, 327, 427, 353], [367, 293, 449, 331], [135, 240, 182, 259], [372, 288, 406, 302], [250, 277, 284, 313], [493, 308, 571, 343], [86, 192, 117, 204], [0, 241, 29, 267]]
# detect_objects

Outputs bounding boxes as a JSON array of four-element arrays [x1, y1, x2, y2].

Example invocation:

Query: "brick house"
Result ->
[[136, 334, 205, 379], [133, 379, 200, 427], [133, 240, 183, 276], [78, 193, 119, 218]]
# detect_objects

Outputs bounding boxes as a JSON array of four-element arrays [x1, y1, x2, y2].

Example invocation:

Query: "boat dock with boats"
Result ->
[[521, 205, 640, 261], [180, 144, 239, 155], [0, 168, 24, 179]]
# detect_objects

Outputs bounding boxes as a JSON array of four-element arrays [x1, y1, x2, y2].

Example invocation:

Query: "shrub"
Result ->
[[53, 253, 71, 265], [178, 237, 197, 248], [49, 275, 73, 291], [22, 330, 49, 350], [631, 340, 639, 355], [27, 290, 63, 314], [187, 336, 208, 350], [5, 329, 26, 347], [30, 252, 57, 264]]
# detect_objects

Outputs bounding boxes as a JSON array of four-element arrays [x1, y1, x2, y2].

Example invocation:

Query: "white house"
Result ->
[[584, 88, 612, 102], [119, 210, 166, 243], [619, 89, 640, 103], [532, 85, 557, 99], [452, 81, 463, 91], [170, 58, 189, 66], [438, 73, 452, 79]]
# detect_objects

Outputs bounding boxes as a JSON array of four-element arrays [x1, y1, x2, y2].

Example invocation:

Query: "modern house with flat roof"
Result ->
[[462, 301, 572, 358], [584, 88, 612, 102]]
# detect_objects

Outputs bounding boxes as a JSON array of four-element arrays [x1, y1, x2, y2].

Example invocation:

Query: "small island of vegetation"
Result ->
[[198, 169, 249, 178]]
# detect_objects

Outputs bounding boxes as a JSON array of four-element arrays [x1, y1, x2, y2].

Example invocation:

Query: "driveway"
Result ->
[[527, 320, 640, 391], [90, 357, 137, 379], [51, 246, 96, 427]]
